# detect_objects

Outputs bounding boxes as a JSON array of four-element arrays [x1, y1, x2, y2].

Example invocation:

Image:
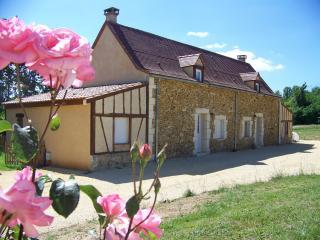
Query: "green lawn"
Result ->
[[293, 124, 320, 140], [162, 175, 320, 240], [0, 146, 14, 171]]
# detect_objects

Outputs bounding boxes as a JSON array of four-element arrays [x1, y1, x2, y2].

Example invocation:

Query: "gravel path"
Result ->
[[1, 140, 319, 235]]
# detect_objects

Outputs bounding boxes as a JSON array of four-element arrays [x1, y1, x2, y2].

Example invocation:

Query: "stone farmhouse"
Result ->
[[3, 7, 292, 170]]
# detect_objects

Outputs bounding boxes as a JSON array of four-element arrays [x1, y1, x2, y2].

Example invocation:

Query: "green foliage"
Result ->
[[0, 64, 48, 103], [79, 185, 103, 213], [35, 175, 52, 196], [183, 189, 195, 198], [50, 115, 61, 131], [126, 195, 140, 218], [0, 119, 12, 133], [162, 175, 320, 239], [80, 185, 106, 226], [10, 124, 39, 163], [0, 107, 4, 120], [49, 177, 80, 218], [279, 83, 320, 124]]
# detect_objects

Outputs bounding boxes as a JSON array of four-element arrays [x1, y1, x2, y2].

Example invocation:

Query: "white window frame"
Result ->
[[214, 115, 227, 140], [114, 117, 129, 144], [195, 68, 202, 82], [241, 116, 253, 138], [255, 82, 260, 92], [244, 120, 251, 137]]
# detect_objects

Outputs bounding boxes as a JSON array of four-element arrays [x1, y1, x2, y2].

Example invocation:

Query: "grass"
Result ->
[[293, 124, 320, 140], [183, 189, 195, 198], [162, 175, 320, 240], [0, 145, 15, 171]]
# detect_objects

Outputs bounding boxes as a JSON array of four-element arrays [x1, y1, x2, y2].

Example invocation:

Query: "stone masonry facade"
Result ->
[[156, 78, 280, 157]]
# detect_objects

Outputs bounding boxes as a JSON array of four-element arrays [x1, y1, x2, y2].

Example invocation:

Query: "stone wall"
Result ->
[[90, 152, 131, 170], [156, 78, 279, 157]]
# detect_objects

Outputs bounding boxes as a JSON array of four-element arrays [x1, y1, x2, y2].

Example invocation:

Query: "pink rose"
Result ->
[[15, 166, 42, 182], [0, 179, 53, 238], [104, 222, 141, 240], [0, 17, 95, 89], [28, 27, 95, 88], [104, 223, 127, 240], [139, 144, 152, 162], [132, 208, 163, 238], [97, 194, 125, 219], [0, 17, 38, 69]]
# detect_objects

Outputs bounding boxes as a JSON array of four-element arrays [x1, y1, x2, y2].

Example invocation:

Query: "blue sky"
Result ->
[[1, 0, 319, 92]]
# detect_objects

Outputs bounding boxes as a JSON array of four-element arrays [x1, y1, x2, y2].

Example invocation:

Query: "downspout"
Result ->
[[233, 91, 238, 151], [154, 78, 160, 157]]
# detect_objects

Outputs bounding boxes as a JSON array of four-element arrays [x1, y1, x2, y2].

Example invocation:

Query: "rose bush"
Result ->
[[97, 194, 162, 240], [0, 17, 95, 88], [0, 17, 38, 69], [0, 16, 167, 240], [0, 177, 53, 237]]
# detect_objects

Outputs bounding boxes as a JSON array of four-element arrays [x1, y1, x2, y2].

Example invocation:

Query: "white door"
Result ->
[[255, 117, 263, 147], [195, 114, 202, 153], [195, 113, 207, 153]]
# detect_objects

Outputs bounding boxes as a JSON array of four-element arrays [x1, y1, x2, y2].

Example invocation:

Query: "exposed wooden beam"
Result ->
[[94, 113, 147, 118], [86, 83, 146, 103], [99, 116, 110, 152], [139, 88, 141, 114]]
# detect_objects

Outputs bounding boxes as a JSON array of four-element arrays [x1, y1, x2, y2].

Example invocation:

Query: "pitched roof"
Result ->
[[3, 82, 144, 107], [106, 22, 275, 96]]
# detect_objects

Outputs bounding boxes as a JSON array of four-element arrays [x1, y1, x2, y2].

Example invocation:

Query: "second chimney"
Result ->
[[104, 7, 119, 23], [237, 55, 247, 62]]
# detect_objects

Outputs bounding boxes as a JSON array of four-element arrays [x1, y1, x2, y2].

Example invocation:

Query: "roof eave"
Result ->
[[2, 98, 85, 109], [149, 73, 278, 98]]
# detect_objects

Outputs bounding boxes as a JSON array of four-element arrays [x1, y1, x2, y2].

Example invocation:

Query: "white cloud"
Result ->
[[204, 43, 227, 49], [218, 47, 284, 72], [187, 31, 209, 38]]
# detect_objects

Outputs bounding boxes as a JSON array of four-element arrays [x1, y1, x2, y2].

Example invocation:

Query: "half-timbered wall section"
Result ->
[[279, 103, 293, 144], [90, 84, 148, 155]]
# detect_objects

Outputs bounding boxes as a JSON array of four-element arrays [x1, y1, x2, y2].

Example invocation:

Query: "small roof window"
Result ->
[[255, 82, 260, 92], [195, 68, 203, 82]]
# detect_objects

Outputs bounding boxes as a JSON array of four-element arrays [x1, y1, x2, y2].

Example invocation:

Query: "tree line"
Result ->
[[275, 83, 320, 125], [0, 64, 48, 119]]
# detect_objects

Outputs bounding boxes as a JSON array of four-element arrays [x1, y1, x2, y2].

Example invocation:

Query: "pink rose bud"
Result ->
[[97, 194, 125, 219], [139, 144, 152, 162]]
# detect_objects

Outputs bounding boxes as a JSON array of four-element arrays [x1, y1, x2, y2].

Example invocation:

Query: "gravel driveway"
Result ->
[[1, 140, 319, 234]]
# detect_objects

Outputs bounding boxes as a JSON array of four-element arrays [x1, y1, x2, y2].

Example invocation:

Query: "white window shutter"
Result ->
[[220, 119, 225, 139]]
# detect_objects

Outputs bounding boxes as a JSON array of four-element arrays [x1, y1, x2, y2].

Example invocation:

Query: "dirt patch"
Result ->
[[40, 192, 218, 240]]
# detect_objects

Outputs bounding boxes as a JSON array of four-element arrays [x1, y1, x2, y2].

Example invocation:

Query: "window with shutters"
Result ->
[[214, 115, 227, 140], [244, 120, 251, 137], [241, 117, 252, 138]]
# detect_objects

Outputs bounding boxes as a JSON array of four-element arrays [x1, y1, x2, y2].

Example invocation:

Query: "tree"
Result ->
[[0, 63, 48, 118], [282, 83, 320, 124], [274, 90, 282, 97], [283, 86, 292, 100]]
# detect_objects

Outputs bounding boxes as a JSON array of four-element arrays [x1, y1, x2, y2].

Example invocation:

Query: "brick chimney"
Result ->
[[104, 7, 119, 23], [237, 55, 247, 62]]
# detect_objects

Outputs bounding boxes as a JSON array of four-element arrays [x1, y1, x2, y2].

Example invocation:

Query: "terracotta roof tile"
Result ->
[[107, 22, 275, 96], [3, 82, 144, 105]]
